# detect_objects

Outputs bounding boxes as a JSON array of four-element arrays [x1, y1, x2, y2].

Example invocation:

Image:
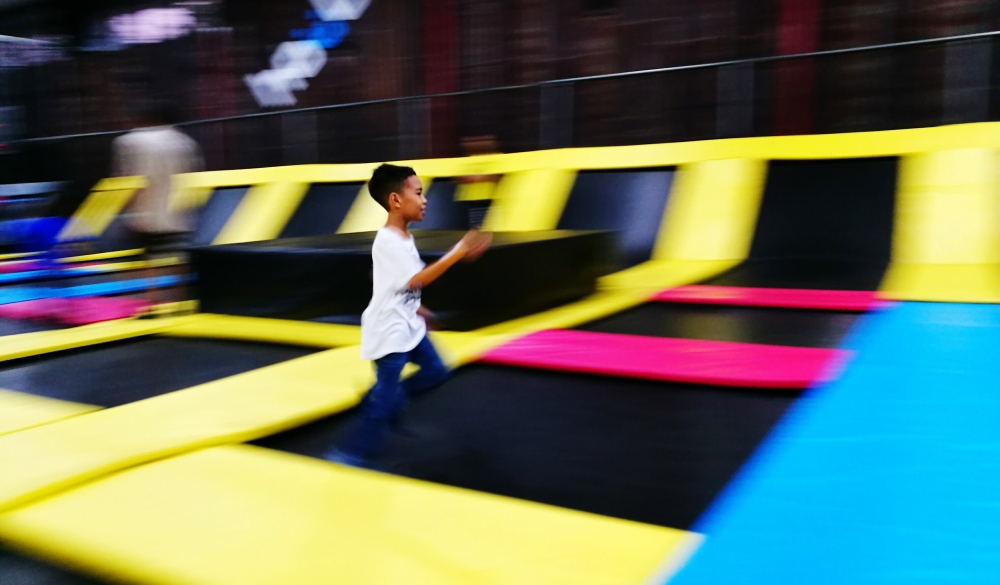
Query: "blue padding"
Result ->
[[667, 302, 1000, 585], [0, 263, 132, 284], [0, 275, 193, 305], [0, 269, 60, 284]]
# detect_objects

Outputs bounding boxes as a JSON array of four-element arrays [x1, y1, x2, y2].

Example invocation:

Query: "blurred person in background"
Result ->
[[455, 135, 501, 228], [112, 102, 203, 315]]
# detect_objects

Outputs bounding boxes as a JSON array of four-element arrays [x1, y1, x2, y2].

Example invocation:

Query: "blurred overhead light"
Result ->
[[308, 0, 370, 21], [245, 2, 371, 108]]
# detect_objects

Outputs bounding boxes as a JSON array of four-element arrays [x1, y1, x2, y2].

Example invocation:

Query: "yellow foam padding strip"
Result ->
[[57, 188, 136, 241], [526, 122, 1000, 169], [0, 390, 99, 437], [0, 319, 181, 364], [337, 182, 386, 233], [337, 176, 435, 234], [212, 181, 312, 245], [161, 314, 361, 348], [879, 264, 1000, 303], [0, 253, 37, 261], [483, 169, 577, 231], [0, 345, 375, 512], [454, 180, 497, 201], [890, 149, 1000, 264], [61, 256, 183, 274], [57, 248, 145, 263], [85, 123, 1000, 198], [0, 445, 694, 585], [880, 149, 1000, 302], [654, 159, 768, 261], [91, 176, 148, 192], [143, 300, 199, 317]]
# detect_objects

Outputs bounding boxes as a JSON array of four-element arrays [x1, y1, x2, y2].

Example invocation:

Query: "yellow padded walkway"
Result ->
[[0, 390, 99, 437], [0, 347, 371, 513], [0, 445, 695, 585], [0, 319, 181, 363]]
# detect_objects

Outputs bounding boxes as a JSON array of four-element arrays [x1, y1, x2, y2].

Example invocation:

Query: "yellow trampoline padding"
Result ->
[[0, 252, 37, 261], [0, 319, 179, 364], [0, 390, 99, 437], [58, 188, 137, 242], [56, 248, 145, 263], [0, 445, 692, 585], [213, 181, 312, 245], [483, 169, 577, 231], [161, 314, 361, 348], [879, 263, 1000, 303], [454, 180, 497, 201], [654, 159, 767, 261], [60, 256, 183, 274], [891, 149, 1000, 265], [881, 149, 1000, 301], [0, 346, 372, 513], [339, 182, 387, 233], [100, 122, 1000, 200]]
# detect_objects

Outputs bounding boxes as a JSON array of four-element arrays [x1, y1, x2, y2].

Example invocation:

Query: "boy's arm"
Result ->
[[406, 230, 491, 291]]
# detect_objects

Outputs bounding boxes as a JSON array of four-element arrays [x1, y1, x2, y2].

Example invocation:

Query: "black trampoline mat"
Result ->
[[416, 179, 493, 230], [0, 318, 61, 336], [576, 303, 861, 348], [705, 258, 888, 290], [253, 364, 795, 529], [0, 546, 107, 585], [0, 337, 315, 407], [279, 182, 365, 239], [191, 186, 250, 246], [748, 158, 897, 263], [557, 167, 674, 269]]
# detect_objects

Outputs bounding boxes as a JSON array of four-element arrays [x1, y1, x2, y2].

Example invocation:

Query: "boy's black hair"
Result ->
[[368, 164, 417, 211]]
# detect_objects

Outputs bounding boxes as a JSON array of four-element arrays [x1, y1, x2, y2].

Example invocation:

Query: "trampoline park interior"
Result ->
[[1, 122, 999, 584]]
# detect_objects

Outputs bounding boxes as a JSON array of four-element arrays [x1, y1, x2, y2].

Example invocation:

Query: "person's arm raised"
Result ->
[[406, 229, 492, 291]]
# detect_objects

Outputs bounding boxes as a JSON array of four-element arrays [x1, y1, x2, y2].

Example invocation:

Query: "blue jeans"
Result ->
[[333, 336, 449, 465]]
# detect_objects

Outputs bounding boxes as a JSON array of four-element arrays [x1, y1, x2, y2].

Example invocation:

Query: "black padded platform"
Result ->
[[557, 168, 674, 269], [278, 182, 365, 238], [416, 179, 493, 230], [577, 303, 861, 349], [192, 230, 614, 331], [707, 158, 897, 290], [0, 337, 315, 407], [254, 364, 795, 529]]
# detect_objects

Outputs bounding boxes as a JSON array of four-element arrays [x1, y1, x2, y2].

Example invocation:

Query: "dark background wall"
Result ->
[[1, 0, 999, 214]]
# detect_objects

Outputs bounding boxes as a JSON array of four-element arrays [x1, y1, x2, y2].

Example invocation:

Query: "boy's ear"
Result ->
[[388, 192, 401, 208]]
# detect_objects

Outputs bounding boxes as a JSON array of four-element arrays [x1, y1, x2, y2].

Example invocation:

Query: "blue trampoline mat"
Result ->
[[666, 302, 1000, 585]]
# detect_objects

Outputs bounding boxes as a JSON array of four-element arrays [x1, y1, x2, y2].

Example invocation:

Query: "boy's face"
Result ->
[[391, 175, 426, 223]]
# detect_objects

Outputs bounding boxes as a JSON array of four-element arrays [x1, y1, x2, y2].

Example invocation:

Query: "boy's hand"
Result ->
[[458, 229, 492, 262], [417, 305, 439, 330]]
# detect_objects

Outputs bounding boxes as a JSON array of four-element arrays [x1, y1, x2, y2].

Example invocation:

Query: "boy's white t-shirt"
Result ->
[[360, 227, 427, 360]]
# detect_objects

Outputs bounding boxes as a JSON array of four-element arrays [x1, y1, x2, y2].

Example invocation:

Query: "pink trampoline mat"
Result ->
[[480, 329, 849, 389], [0, 297, 150, 325], [652, 285, 888, 311]]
